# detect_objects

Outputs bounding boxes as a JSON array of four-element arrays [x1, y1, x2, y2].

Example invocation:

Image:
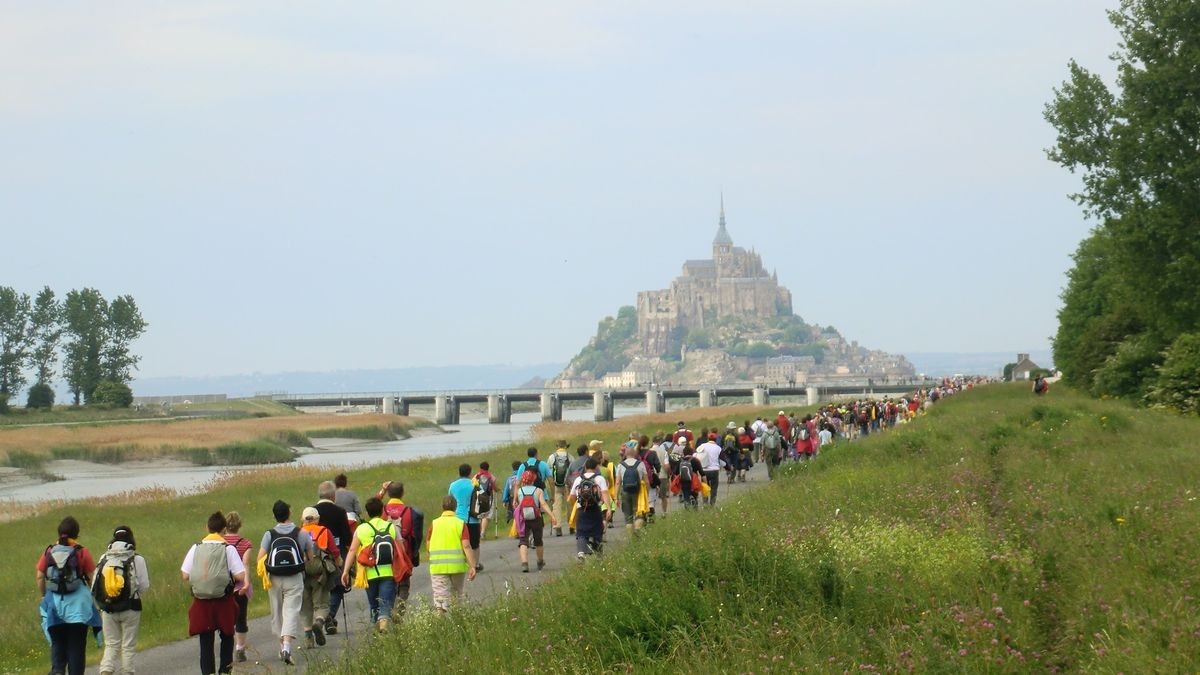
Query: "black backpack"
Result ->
[[265, 529, 305, 576], [679, 459, 694, 485], [92, 554, 137, 613], [576, 473, 600, 510], [551, 453, 571, 487], [44, 544, 83, 594], [475, 475, 494, 514], [366, 522, 395, 568], [620, 459, 641, 491], [525, 458, 546, 491]]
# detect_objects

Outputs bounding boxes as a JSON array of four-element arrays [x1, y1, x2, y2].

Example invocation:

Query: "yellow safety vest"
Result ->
[[427, 511, 468, 575]]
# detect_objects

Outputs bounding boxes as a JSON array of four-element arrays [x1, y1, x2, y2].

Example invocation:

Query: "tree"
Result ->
[[26, 382, 54, 409], [1148, 332, 1200, 413], [62, 288, 108, 405], [1045, 0, 1200, 396], [0, 287, 32, 404], [91, 380, 133, 408], [27, 286, 62, 386], [102, 295, 148, 383]]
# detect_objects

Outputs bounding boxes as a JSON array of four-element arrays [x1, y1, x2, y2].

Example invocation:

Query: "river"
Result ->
[[5, 406, 646, 505]]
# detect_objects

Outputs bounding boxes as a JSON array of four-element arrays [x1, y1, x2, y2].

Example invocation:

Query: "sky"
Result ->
[[1, 1, 1120, 380]]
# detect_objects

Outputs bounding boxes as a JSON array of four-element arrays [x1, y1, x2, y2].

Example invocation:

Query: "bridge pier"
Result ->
[[699, 389, 716, 408], [753, 386, 770, 407], [645, 389, 665, 415], [488, 394, 512, 424], [396, 397, 410, 416], [540, 392, 562, 422], [593, 391, 614, 422], [435, 395, 460, 425], [806, 386, 819, 407], [382, 396, 395, 415]]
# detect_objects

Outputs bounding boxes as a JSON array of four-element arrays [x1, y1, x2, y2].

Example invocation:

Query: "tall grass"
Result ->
[[319, 384, 1200, 673]]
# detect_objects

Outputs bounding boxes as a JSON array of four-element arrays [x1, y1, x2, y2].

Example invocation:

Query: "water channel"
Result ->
[[6, 406, 647, 505]]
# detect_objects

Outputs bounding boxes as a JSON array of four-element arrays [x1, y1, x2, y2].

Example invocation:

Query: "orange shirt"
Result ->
[[302, 523, 336, 555]]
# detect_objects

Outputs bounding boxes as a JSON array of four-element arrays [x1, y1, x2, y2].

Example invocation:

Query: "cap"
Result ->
[[778, 410, 785, 416], [677, 421, 686, 428], [301, 506, 320, 522], [708, 433, 718, 440], [726, 421, 736, 429], [588, 439, 604, 449]]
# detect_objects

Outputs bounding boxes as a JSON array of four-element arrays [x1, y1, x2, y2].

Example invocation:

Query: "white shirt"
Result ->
[[819, 429, 833, 446], [570, 471, 609, 501], [751, 419, 767, 437], [696, 441, 723, 472], [181, 538, 248, 577]]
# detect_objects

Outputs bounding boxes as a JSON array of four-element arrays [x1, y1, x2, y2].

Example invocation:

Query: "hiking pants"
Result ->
[[366, 576, 396, 623], [301, 575, 330, 630], [267, 573, 304, 641], [548, 483, 566, 526], [100, 609, 141, 674], [327, 581, 346, 624], [704, 470, 720, 506], [430, 573, 465, 612], [197, 629, 233, 675], [49, 623, 88, 675], [575, 510, 604, 555]]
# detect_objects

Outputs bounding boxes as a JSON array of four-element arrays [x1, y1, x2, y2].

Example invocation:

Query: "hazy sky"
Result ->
[[1, 2, 1118, 379]]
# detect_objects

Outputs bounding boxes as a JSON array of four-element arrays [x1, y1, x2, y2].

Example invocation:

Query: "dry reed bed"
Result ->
[[0, 414, 418, 460], [532, 403, 776, 440]]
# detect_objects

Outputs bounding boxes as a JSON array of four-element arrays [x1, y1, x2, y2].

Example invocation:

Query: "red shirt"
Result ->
[[383, 499, 415, 540], [36, 542, 96, 578]]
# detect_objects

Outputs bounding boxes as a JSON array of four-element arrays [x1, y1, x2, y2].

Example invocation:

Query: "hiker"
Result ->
[[220, 512, 254, 664], [736, 426, 754, 482], [313, 481, 351, 636], [474, 462, 498, 539], [339, 497, 401, 632], [257, 500, 313, 665], [448, 464, 483, 572], [570, 457, 610, 560], [761, 421, 783, 480], [94, 525, 149, 675], [671, 421, 694, 449], [653, 434, 672, 516], [512, 469, 559, 572], [182, 511, 247, 675], [819, 423, 834, 448], [427, 495, 477, 611], [520, 447, 551, 493], [548, 441, 573, 536], [38, 516, 98, 675], [1033, 376, 1050, 396], [697, 431, 723, 506], [565, 445, 591, 534], [638, 435, 664, 522], [598, 449, 617, 529], [333, 473, 363, 530], [501, 460, 522, 524], [380, 480, 422, 615], [299, 507, 341, 649], [615, 441, 648, 531]]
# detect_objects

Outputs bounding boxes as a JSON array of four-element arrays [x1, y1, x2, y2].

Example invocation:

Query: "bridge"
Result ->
[[271, 380, 937, 425]]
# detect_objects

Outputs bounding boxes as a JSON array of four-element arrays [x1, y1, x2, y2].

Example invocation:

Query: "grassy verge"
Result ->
[[305, 419, 434, 442], [0, 405, 815, 674], [0, 406, 163, 426], [319, 384, 1200, 673]]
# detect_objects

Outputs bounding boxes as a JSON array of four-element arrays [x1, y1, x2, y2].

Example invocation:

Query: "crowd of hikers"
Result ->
[[34, 378, 984, 674]]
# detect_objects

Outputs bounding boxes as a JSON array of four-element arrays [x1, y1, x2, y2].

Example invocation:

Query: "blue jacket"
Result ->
[[40, 585, 102, 644]]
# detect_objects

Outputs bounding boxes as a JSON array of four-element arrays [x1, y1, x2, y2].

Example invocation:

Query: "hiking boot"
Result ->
[[577, 552, 585, 563], [377, 618, 390, 633], [569, 527, 575, 535], [324, 617, 338, 635], [521, 562, 529, 573], [555, 527, 562, 537], [313, 618, 326, 646], [235, 649, 247, 663], [537, 560, 546, 571], [280, 649, 294, 665], [305, 633, 315, 649]]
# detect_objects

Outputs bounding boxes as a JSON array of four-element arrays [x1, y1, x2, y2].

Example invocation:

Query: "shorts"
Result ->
[[519, 518, 544, 548], [466, 522, 481, 550]]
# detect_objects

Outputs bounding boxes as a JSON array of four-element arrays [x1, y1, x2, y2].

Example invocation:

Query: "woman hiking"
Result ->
[[94, 525, 150, 675], [512, 468, 559, 573], [37, 516, 100, 675], [221, 512, 254, 663]]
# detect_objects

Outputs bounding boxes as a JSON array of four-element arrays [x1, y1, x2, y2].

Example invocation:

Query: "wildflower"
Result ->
[[1115, 516, 1126, 526]]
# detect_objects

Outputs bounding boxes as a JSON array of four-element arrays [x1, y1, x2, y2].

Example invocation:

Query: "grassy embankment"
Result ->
[[0, 403, 809, 674], [0, 398, 300, 427], [320, 384, 1200, 673], [0, 414, 428, 474]]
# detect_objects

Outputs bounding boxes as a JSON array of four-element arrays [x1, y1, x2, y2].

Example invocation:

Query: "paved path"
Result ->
[[91, 462, 770, 674]]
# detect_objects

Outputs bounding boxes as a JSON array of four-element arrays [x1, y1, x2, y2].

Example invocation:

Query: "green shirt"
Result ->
[[354, 517, 398, 580]]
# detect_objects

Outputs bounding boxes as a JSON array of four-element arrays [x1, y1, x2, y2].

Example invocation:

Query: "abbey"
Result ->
[[636, 204, 793, 355]]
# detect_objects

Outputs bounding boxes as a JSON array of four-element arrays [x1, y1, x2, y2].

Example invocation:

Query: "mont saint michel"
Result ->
[[554, 204, 916, 388]]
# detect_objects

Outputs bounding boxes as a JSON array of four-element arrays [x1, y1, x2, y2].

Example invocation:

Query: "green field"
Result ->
[[318, 384, 1200, 673]]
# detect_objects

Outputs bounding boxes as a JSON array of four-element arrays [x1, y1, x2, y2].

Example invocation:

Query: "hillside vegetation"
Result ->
[[325, 384, 1200, 673]]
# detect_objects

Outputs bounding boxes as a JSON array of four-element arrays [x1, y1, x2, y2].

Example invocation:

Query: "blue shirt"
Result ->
[[503, 458, 550, 505], [448, 477, 478, 525]]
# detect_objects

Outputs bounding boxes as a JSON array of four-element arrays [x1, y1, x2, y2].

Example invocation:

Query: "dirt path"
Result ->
[[91, 462, 770, 674]]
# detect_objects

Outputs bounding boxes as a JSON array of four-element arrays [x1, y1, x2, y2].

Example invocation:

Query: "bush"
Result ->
[[1091, 333, 1164, 400], [25, 383, 54, 410], [1148, 332, 1200, 414], [90, 380, 133, 408]]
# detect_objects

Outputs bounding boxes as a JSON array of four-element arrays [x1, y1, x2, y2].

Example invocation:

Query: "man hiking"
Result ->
[[569, 457, 609, 560], [313, 481, 351, 636], [182, 512, 246, 675], [615, 441, 648, 531], [448, 464, 483, 572], [257, 500, 313, 665], [548, 441, 573, 536]]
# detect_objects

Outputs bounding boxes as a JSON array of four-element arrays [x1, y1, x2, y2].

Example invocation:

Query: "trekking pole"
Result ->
[[342, 583, 351, 647]]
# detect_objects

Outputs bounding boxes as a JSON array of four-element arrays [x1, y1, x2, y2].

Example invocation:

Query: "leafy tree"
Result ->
[[1002, 363, 1017, 381], [683, 328, 713, 350], [27, 286, 62, 385], [1045, 0, 1200, 396], [0, 287, 32, 402], [1148, 332, 1200, 413], [62, 288, 108, 405], [91, 380, 133, 408], [102, 295, 148, 383], [26, 382, 54, 409]]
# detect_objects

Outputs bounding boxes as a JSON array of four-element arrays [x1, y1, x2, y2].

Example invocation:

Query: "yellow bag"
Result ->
[[700, 482, 711, 498], [636, 482, 649, 518], [102, 564, 126, 599], [353, 563, 368, 589], [508, 520, 518, 539], [568, 506, 577, 529], [256, 557, 272, 591]]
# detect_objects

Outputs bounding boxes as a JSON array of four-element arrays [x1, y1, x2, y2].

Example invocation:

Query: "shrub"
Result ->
[[25, 383, 54, 410], [1091, 333, 1163, 400], [90, 380, 133, 408], [1148, 332, 1200, 414]]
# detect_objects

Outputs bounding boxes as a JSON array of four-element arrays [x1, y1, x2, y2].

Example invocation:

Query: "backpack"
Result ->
[[475, 474, 494, 515], [92, 548, 137, 612], [763, 430, 780, 450], [265, 529, 305, 576], [189, 541, 233, 599], [620, 459, 641, 492], [566, 459, 585, 489], [641, 451, 662, 488], [798, 426, 810, 441], [678, 458, 694, 486], [387, 504, 424, 567], [358, 522, 395, 568], [551, 452, 571, 487], [524, 459, 546, 491], [44, 543, 83, 595], [517, 485, 541, 521], [576, 473, 600, 510], [304, 526, 337, 579]]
